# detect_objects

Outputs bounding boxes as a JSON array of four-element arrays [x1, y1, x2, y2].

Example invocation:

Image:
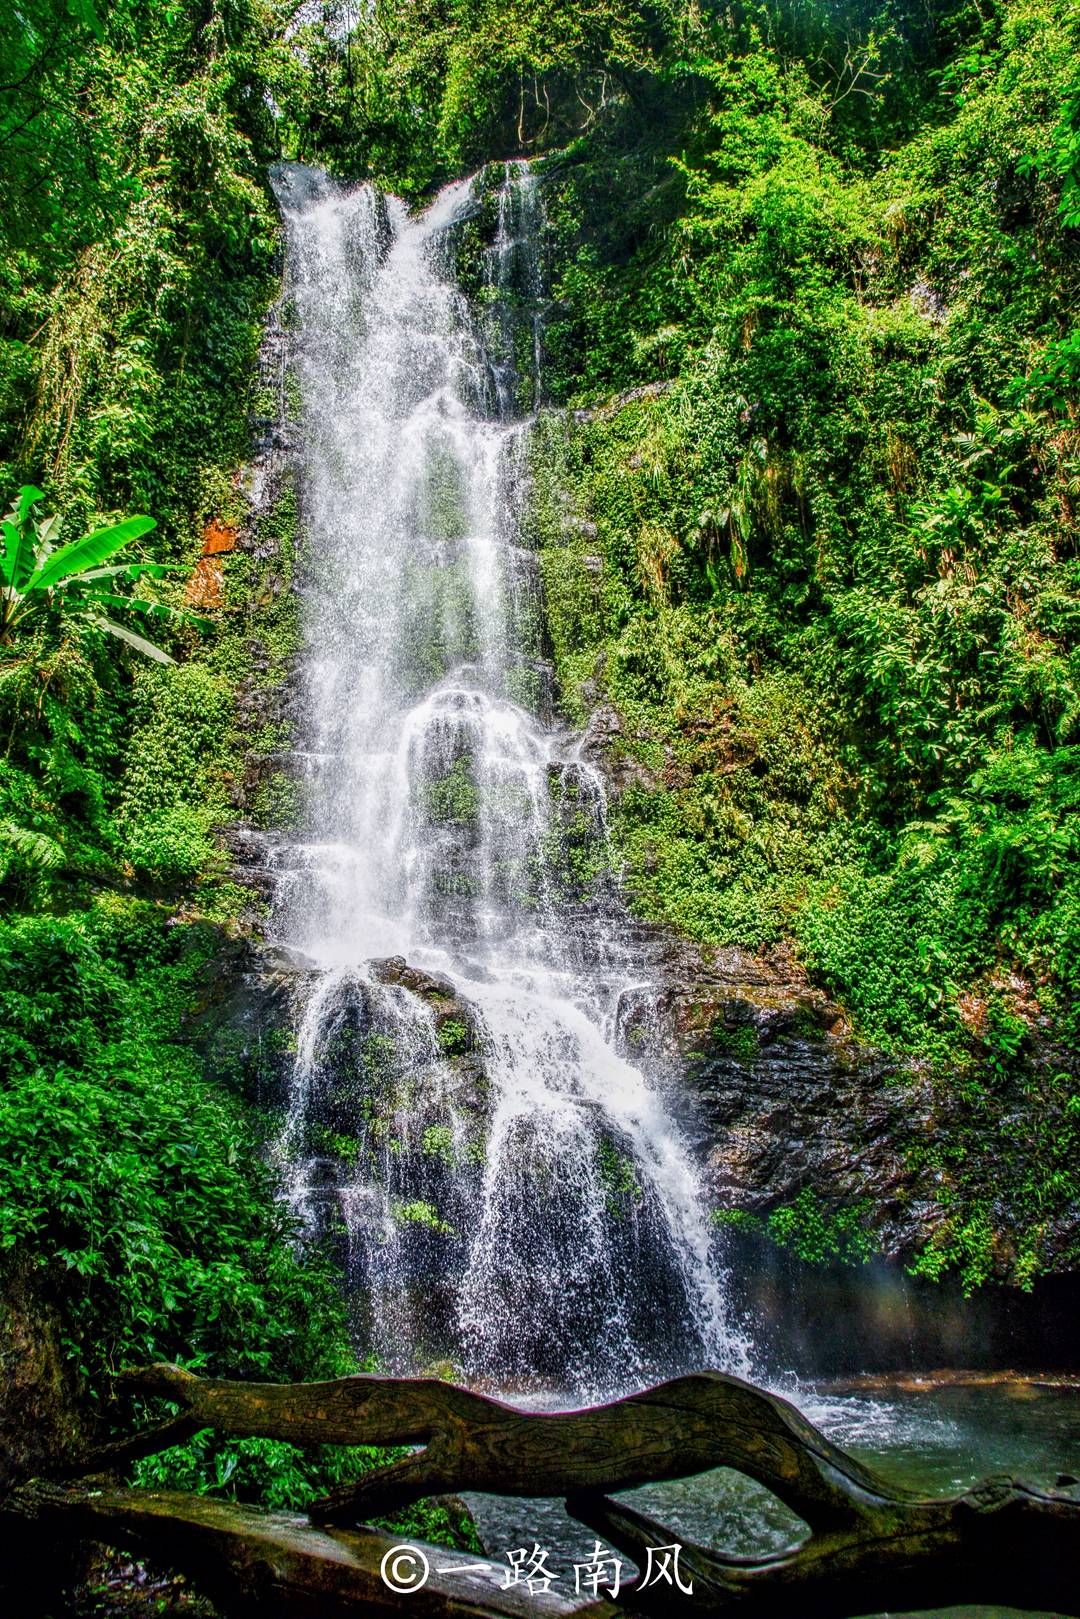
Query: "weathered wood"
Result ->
[[3, 1479, 621, 1619], [569, 1482, 1080, 1616], [73, 1410, 203, 1475], [90, 1364, 908, 1531], [54, 1363, 1080, 1617]]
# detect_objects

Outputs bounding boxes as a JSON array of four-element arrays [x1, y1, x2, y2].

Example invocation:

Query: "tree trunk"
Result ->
[[2, 1479, 619, 1619], [27, 1363, 1080, 1617]]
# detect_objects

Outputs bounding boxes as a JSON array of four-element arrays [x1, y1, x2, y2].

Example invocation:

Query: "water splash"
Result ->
[[268, 159, 752, 1396]]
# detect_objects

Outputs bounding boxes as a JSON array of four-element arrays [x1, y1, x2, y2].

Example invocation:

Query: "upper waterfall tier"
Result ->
[[268, 159, 753, 1397]]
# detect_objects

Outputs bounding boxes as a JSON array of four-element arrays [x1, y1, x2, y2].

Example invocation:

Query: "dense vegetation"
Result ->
[[521, 0, 1080, 1287], [304, 0, 1080, 1285], [0, 0, 1078, 1521], [0, 0, 467, 1528]]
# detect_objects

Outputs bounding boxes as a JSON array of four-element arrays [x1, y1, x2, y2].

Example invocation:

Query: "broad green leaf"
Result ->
[[1, 513, 42, 592], [27, 515, 157, 593], [66, 0, 104, 38], [75, 589, 160, 616], [90, 615, 174, 665], [75, 589, 211, 634], [1, 520, 23, 590], [15, 485, 44, 525], [74, 562, 183, 583], [35, 511, 62, 553]]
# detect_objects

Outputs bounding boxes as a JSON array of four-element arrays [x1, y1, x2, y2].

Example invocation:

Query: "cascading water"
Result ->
[[268, 159, 752, 1398]]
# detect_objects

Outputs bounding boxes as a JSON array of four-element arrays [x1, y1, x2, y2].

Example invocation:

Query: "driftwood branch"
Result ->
[[569, 1482, 1080, 1616], [3, 1480, 619, 1619], [83, 1365, 903, 1531], [33, 1364, 1080, 1617]]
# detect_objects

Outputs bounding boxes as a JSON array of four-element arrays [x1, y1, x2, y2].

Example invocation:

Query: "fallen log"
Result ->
[[43, 1363, 1080, 1616], [86, 1364, 909, 1528], [4, 1480, 620, 1619], [569, 1481, 1080, 1617]]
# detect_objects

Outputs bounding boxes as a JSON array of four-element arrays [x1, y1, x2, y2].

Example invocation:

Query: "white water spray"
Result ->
[[269, 160, 752, 1396]]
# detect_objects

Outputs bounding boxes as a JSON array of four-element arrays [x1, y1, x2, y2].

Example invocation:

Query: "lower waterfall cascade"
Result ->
[[266, 158, 753, 1399]]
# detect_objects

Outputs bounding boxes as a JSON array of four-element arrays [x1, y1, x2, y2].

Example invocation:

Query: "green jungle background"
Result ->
[[0, 0, 1077, 1523]]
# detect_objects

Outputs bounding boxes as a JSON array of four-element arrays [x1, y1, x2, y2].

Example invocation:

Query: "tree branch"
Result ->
[[80, 1367, 907, 1532], [47, 1364, 1080, 1617]]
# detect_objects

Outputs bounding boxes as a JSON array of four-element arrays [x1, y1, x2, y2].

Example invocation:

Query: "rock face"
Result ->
[[185, 920, 948, 1267], [186, 932, 956, 1266], [578, 702, 657, 794], [620, 937, 945, 1264], [181, 931, 299, 1109], [182, 937, 488, 1125], [0, 1266, 89, 1495]]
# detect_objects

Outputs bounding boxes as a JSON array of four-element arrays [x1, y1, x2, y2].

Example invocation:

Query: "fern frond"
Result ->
[[0, 820, 66, 873]]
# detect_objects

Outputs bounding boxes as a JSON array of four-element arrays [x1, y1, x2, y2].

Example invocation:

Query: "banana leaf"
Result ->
[[89, 616, 174, 665], [27, 515, 157, 593], [74, 590, 211, 632]]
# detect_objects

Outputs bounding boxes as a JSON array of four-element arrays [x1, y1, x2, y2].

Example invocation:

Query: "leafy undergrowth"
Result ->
[[0, 897, 477, 1548], [133, 1433, 481, 1551], [713, 1191, 877, 1268], [0, 901, 341, 1388]]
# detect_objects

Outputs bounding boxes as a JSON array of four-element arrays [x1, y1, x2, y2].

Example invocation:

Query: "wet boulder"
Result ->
[[622, 936, 943, 1264]]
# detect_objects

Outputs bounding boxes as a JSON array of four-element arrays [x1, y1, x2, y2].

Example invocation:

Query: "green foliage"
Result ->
[[596, 1137, 642, 1215], [394, 1198, 456, 1235], [0, 901, 348, 1390], [0, 0, 294, 900], [0, 634, 128, 901], [0, 483, 206, 663], [117, 663, 236, 880], [1022, 328, 1080, 415], [766, 1191, 875, 1267], [133, 1430, 481, 1550], [713, 1190, 875, 1268], [0, 0, 111, 256], [0, 1, 285, 517], [906, 1058, 1080, 1290], [421, 1123, 456, 1164], [0, 620, 248, 904], [133, 1432, 367, 1509], [424, 756, 480, 826], [710, 1023, 760, 1063], [795, 744, 1080, 1050], [1021, 82, 1080, 227], [437, 1017, 470, 1056], [0, 821, 66, 880], [281, 0, 664, 195], [311, 1125, 364, 1168]]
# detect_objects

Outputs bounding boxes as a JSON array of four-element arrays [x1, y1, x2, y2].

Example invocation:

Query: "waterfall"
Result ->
[[268, 160, 752, 1398]]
